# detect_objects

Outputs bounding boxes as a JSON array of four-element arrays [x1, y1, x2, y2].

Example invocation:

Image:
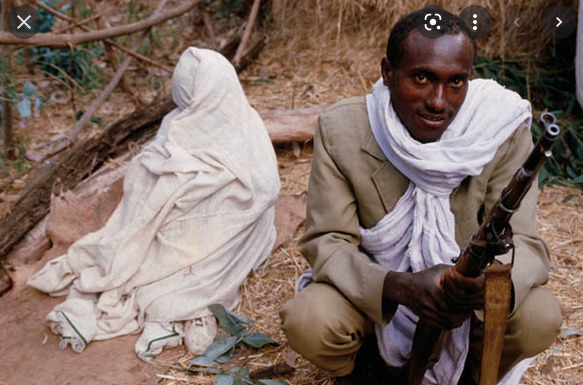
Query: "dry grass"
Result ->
[[269, 0, 579, 60], [523, 186, 583, 385]]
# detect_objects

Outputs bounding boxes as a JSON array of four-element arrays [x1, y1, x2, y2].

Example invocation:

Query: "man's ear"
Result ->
[[381, 57, 393, 87]]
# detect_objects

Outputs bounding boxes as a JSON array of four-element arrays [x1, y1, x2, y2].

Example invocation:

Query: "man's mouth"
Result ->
[[419, 113, 447, 123]]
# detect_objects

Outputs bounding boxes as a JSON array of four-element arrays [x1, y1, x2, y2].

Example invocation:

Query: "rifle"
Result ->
[[405, 112, 561, 385]]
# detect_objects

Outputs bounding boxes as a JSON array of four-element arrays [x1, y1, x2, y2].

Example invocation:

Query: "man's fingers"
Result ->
[[447, 269, 485, 293]]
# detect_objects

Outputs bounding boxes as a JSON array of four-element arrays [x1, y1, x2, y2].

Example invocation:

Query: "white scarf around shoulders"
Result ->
[[363, 78, 531, 385]]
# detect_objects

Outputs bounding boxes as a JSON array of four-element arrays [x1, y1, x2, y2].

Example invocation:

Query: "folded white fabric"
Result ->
[[135, 322, 184, 360], [499, 358, 534, 385], [28, 47, 280, 357], [48, 296, 97, 353]]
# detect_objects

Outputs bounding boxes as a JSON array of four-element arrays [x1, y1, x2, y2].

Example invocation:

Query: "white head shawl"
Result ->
[[28, 48, 280, 357]]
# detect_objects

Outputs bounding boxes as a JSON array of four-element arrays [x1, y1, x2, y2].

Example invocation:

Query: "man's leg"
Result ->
[[464, 286, 562, 383], [280, 282, 370, 377], [498, 286, 562, 377]]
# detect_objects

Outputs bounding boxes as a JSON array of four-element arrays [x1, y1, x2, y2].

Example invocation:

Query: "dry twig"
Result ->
[[0, 0, 199, 47], [233, 0, 261, 67], [42, 0, 170, 159], [53, 6, 115, 34], [33, 0, 173, 74]]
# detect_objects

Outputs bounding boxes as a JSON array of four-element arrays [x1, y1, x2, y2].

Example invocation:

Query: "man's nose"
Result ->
[[426, 85, 446, 112]]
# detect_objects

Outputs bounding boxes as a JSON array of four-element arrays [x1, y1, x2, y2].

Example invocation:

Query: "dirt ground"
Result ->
[[0, 263, 161, 385]]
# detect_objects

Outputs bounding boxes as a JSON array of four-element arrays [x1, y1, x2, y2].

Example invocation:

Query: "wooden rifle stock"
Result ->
[[404, 113, 561, 385]]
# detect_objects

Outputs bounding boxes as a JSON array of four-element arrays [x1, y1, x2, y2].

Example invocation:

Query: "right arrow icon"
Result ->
[[542, 6, 576, 39]]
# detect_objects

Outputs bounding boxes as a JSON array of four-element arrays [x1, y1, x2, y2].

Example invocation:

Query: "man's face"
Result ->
[[382, 30, 474, 143]]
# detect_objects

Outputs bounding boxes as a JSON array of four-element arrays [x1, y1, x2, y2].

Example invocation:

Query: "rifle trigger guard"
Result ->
[[498, 200, 519, 214]]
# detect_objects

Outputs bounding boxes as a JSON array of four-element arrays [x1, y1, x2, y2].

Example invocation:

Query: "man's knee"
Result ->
[[505, 286, 562, 359], [280, 292, 335, 360], [280, 283, 367, 375]]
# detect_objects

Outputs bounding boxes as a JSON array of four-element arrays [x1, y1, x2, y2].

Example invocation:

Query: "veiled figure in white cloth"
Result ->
[[28, 47, 280, 358]]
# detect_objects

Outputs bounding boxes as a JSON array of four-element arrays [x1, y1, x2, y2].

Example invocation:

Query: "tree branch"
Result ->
[[53, 6, 114, 34], [41, 0, 169, 159], [34, 0, 173, 73], [0, 0, 200, 47]]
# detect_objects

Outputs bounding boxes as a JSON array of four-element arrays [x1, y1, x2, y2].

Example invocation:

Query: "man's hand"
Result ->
[[442, 266, 485, 311], [383, 265, 485, 330]]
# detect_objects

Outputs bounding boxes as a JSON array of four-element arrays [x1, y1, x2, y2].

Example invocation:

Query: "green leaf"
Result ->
[[242, 333, 277, 348], [230, 312, 253, 325], [16, 98, 31, 118], [204, 336, 238, 361], [215, 354, 232, 363], [234, 377, 251, 385], [23, 81, 37, 97], [257, 380, 289, 385], [233, 365, 252, 385], [34, 97, 43, 115], [208, 304, 248, 336], [217, 374, 235, 385], [189, 355, 217, 367], [567, 174, 583, 186]]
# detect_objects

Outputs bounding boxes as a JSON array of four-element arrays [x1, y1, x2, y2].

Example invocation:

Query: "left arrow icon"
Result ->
[[514, 17, 520, 27]]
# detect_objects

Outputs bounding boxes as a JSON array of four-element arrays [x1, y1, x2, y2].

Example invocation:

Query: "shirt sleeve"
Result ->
[[297, 116, 392, 325]]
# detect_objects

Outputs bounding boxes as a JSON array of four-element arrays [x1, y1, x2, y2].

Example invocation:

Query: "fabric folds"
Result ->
[[28, 47, 280, 358]]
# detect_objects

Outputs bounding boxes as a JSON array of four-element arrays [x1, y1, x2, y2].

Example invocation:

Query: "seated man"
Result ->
[[280, 8, 562, 385], [28, 47, 280, 359]]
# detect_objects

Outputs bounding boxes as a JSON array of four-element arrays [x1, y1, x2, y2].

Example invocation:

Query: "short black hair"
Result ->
[[386, 7, 477, 68]]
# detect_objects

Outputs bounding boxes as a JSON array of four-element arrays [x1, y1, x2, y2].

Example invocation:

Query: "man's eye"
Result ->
[[450, 78, 465, 88], [415, 74, 428, 83]]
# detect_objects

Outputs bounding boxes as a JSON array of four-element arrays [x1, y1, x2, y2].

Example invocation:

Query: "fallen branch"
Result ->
[[0, 0, 200, 47], [261, 105, 321, 143], [0, 96, 176, 262], [0, 98, 321, 262]]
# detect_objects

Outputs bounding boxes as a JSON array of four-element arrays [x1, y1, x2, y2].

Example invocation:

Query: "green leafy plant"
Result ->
[[180, 304, 286, 385], [473, 53, 582, 187], [531, 113, 583, 188], [28, 0, 105, 92]]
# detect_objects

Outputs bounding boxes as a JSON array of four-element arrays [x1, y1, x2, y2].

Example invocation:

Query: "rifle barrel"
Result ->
[[404, 113, 561, 385]]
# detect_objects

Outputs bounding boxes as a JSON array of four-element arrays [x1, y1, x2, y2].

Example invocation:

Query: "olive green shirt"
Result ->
[[298, 96, 551, 325]]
